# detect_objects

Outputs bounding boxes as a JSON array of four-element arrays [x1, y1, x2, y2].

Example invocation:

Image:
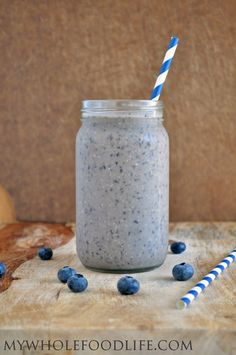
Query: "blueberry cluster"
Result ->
[[36, 241, 194, 295], [57, 265, 140, 295], [37, 248, 141, 295], [57, 266, 88, 293], [170, 241, 194, 281]]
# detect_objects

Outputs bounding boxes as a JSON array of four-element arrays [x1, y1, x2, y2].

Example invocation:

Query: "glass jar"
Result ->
[[76, 100, 169, 272]]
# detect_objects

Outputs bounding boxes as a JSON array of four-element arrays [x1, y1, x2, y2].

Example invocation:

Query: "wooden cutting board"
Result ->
[[0, 222, 235, 355]]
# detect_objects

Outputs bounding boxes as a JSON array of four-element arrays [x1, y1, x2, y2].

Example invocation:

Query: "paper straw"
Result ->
[[150, 37, 179, 101], [177, 248, 236, 309]]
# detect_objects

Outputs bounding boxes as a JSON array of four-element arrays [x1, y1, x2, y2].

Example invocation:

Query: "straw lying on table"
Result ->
[[150, 36, 179, 101], [177, 248, 236, 309]]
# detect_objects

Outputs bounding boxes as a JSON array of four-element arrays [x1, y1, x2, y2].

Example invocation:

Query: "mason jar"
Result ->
[[76, 100, 169, 272]]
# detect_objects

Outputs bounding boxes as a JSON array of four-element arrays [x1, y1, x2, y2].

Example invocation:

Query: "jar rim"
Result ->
[[82, 99, 163, 112]]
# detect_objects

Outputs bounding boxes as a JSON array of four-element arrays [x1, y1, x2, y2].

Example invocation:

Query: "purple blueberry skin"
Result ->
[[0, 262, 7, 278], [117, 276, 140, 295], [67, 274, 88, 293], [172, 263, 194, 281], [38, 247, 53, 260], [170, 242, 186, 254], [57, 266, 76, 283]]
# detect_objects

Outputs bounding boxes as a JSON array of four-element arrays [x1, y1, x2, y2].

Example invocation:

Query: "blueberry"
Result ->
[[172, 263, 194, 281], [0, 262, 7, 279], [170, 241, 186, 254], [57, 266, 76, 283], [38, 247, 53, 260], [67, 274, 88, 293], [117, 276, 140, 295]]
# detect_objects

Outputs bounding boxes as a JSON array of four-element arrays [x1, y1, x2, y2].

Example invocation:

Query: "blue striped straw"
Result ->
[[150, 37, 179, 101], [177, 248, 236, 309]]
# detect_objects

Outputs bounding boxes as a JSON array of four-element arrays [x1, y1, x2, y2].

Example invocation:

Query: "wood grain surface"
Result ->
[[0, 1, 236, 222], [0, 222, 236, 354], [0, 222, 74, 292]]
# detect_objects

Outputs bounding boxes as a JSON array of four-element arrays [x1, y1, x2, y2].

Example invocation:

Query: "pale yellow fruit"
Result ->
[[0, 185, 16, 223]]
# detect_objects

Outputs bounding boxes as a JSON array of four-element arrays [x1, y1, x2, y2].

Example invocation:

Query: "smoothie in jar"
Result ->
[[76, 100, 169, 272]]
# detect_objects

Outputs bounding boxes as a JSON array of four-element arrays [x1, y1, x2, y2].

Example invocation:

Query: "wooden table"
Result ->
[[0, 222, 235, 355]]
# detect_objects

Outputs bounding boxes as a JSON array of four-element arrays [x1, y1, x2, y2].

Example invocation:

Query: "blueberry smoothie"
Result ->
[[76, 100, 169, 272]]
